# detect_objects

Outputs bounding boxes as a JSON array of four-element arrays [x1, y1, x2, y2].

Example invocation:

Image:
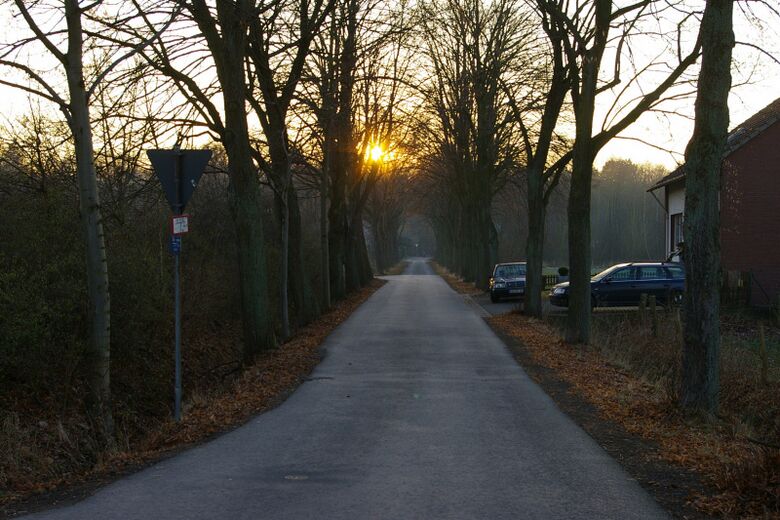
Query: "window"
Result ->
[[670, 213, 684, 251], [495, 264, 526, 278], [666, 266, 685, 279], [609, 268, 636, 281], [638, 266, 665, 280]]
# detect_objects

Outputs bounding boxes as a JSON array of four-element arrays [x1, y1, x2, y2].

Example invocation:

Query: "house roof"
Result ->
[[648, 96, 780, 191]]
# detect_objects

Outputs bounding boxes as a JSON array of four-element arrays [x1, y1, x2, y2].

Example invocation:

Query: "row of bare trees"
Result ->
[[415, 0, 747, 415], [0, 0, 759, 441], [0, 0, 415, 444]]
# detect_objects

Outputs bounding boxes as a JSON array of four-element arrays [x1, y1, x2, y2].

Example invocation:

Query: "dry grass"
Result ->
[[430, 262, 483, 296], [0, 279, 386, 509], [493, 312, 780, 518], [382, 260, 409, 275]]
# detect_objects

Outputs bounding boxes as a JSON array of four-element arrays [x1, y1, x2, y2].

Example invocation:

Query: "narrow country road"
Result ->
[[25, 258, 666, 520]]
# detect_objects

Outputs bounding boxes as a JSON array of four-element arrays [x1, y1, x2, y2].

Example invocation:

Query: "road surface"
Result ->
[[25, 258, 666, 520]]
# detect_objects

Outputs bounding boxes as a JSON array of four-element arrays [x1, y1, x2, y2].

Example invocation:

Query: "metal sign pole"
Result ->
[[173, 148, 183, 422], [147, 147, 211, 423]]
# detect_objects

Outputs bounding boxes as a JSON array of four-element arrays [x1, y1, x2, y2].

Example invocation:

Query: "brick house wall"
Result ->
[[720, 120, 780, 306]]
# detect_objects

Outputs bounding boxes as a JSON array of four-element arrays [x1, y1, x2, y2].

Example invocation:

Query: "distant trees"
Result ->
[[300, 0, 413, 297], [491, 159, 667, 269], [366, 165, 413, 273], [418, 0, 531, 289], [590, 160, 666, 265]]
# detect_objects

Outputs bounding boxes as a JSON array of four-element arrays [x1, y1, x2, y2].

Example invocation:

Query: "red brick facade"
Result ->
[[720, 120, 780, 306]]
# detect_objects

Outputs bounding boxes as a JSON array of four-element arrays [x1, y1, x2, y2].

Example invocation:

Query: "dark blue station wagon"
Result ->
[[549, 262, 685, 308]]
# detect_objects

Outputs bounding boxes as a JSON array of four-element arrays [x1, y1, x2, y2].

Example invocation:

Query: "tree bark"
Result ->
[[190, 0, 277, 359], [565, 129, 595, 344], [564, 0, 611, 344], [681, 0, 734, 414], [64, 0, 113, 444], [287, 187, 320, 324], [320, 146, 331, 308], [525, 171, 546, 317]]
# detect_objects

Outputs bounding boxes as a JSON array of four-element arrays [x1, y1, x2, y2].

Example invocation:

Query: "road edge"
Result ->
[[1, 279, 388, 519], [485, 319, 713, 520]]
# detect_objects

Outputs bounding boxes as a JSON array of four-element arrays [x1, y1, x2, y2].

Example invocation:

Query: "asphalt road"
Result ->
[[25, 258, 666, 520]]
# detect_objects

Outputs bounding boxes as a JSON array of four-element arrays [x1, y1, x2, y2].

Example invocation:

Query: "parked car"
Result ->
[[549, 262, 685, 308], [489, 262, 527, 303]]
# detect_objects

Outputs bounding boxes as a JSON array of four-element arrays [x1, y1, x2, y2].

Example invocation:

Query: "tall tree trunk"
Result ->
[[229, 178, 275, 362], [280, 191, 290, 340], [320, 147, 331, 308], [288, 187, 319, 324], [222, 69, 275, 361], [525, 168, 546, 317], [564, 0, 610, 344], [565, 56, 601, 344], [475, 202, 494, 290], [681, 0, 734, 414], [328, 161, 348, 300], [356, 219, 373, 285], [65, 0, 113, 444], [190, 0, 276, 360], [565, 134, 594, 344]]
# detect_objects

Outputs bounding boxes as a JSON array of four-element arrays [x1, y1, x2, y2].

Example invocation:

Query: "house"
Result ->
[[649, 97, 780, 307]]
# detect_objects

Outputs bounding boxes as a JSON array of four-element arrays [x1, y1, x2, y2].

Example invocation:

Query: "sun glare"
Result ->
[[369, 144, 384, 162]]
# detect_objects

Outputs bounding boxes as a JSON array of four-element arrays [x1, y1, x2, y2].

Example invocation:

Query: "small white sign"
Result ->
[[171, 215, 190, 235]]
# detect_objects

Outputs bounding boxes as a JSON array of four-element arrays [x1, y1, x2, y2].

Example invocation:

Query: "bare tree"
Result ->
[[419, 0, 532, 289], [133, 0, 279, 360], [681, 0, 735, 414], [245, 0, 333, 338], [300, 0, 412, 299], [537, 0, 703, 343], [502, 2, 571, 317], [0, 0, 169, 443]]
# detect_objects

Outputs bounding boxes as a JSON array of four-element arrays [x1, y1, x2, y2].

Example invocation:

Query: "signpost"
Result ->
[[147, 148, 212, 421]]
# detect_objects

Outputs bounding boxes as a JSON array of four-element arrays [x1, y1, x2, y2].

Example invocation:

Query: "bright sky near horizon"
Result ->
[[1, 2, 778, 173]]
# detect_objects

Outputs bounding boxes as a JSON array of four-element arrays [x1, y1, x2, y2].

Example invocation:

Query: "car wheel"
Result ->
[[670, 290, 683, 307], [591, 296, 598, 309], [490, 292, 499, 303]]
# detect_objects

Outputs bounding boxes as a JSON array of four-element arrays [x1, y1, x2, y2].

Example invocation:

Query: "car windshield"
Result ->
[[591, 265, 624, 282], [495, 264, 526, 278]]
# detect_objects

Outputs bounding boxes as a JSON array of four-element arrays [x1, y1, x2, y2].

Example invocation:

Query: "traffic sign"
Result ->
[[170, 235, 182, 255], [147, 149, 212, 213], [148, 147, 211, 423], [171, 214, 190, 235]]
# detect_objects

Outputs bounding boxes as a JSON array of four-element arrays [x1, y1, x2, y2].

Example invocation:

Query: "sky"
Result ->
[[1, 2, 778, 173]]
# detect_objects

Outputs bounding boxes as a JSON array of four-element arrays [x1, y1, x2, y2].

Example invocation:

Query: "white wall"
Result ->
[[666, 182, 685, 258], [668, 183, 685, 215]]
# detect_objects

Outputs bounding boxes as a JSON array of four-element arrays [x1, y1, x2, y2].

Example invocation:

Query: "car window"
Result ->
[[608, 267, 635, 281], [592, 265, 623, 281], [495, 264, 526, 278], [666, 266, 685, 279], [638, 266, 666, 280]]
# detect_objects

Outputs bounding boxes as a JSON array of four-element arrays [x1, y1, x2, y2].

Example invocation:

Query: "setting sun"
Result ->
[[369, 144, 384, 162]]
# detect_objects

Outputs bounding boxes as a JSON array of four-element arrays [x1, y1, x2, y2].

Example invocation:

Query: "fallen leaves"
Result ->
[[0, 279, 385, 511], [489, 313, 780, 519]]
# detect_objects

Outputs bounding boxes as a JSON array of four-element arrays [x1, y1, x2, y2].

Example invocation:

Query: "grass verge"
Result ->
[[430, 262, 483, 296], [382, 260, 409, 275], [492, 313, 780, 518], [433, 261, 778, 518]]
